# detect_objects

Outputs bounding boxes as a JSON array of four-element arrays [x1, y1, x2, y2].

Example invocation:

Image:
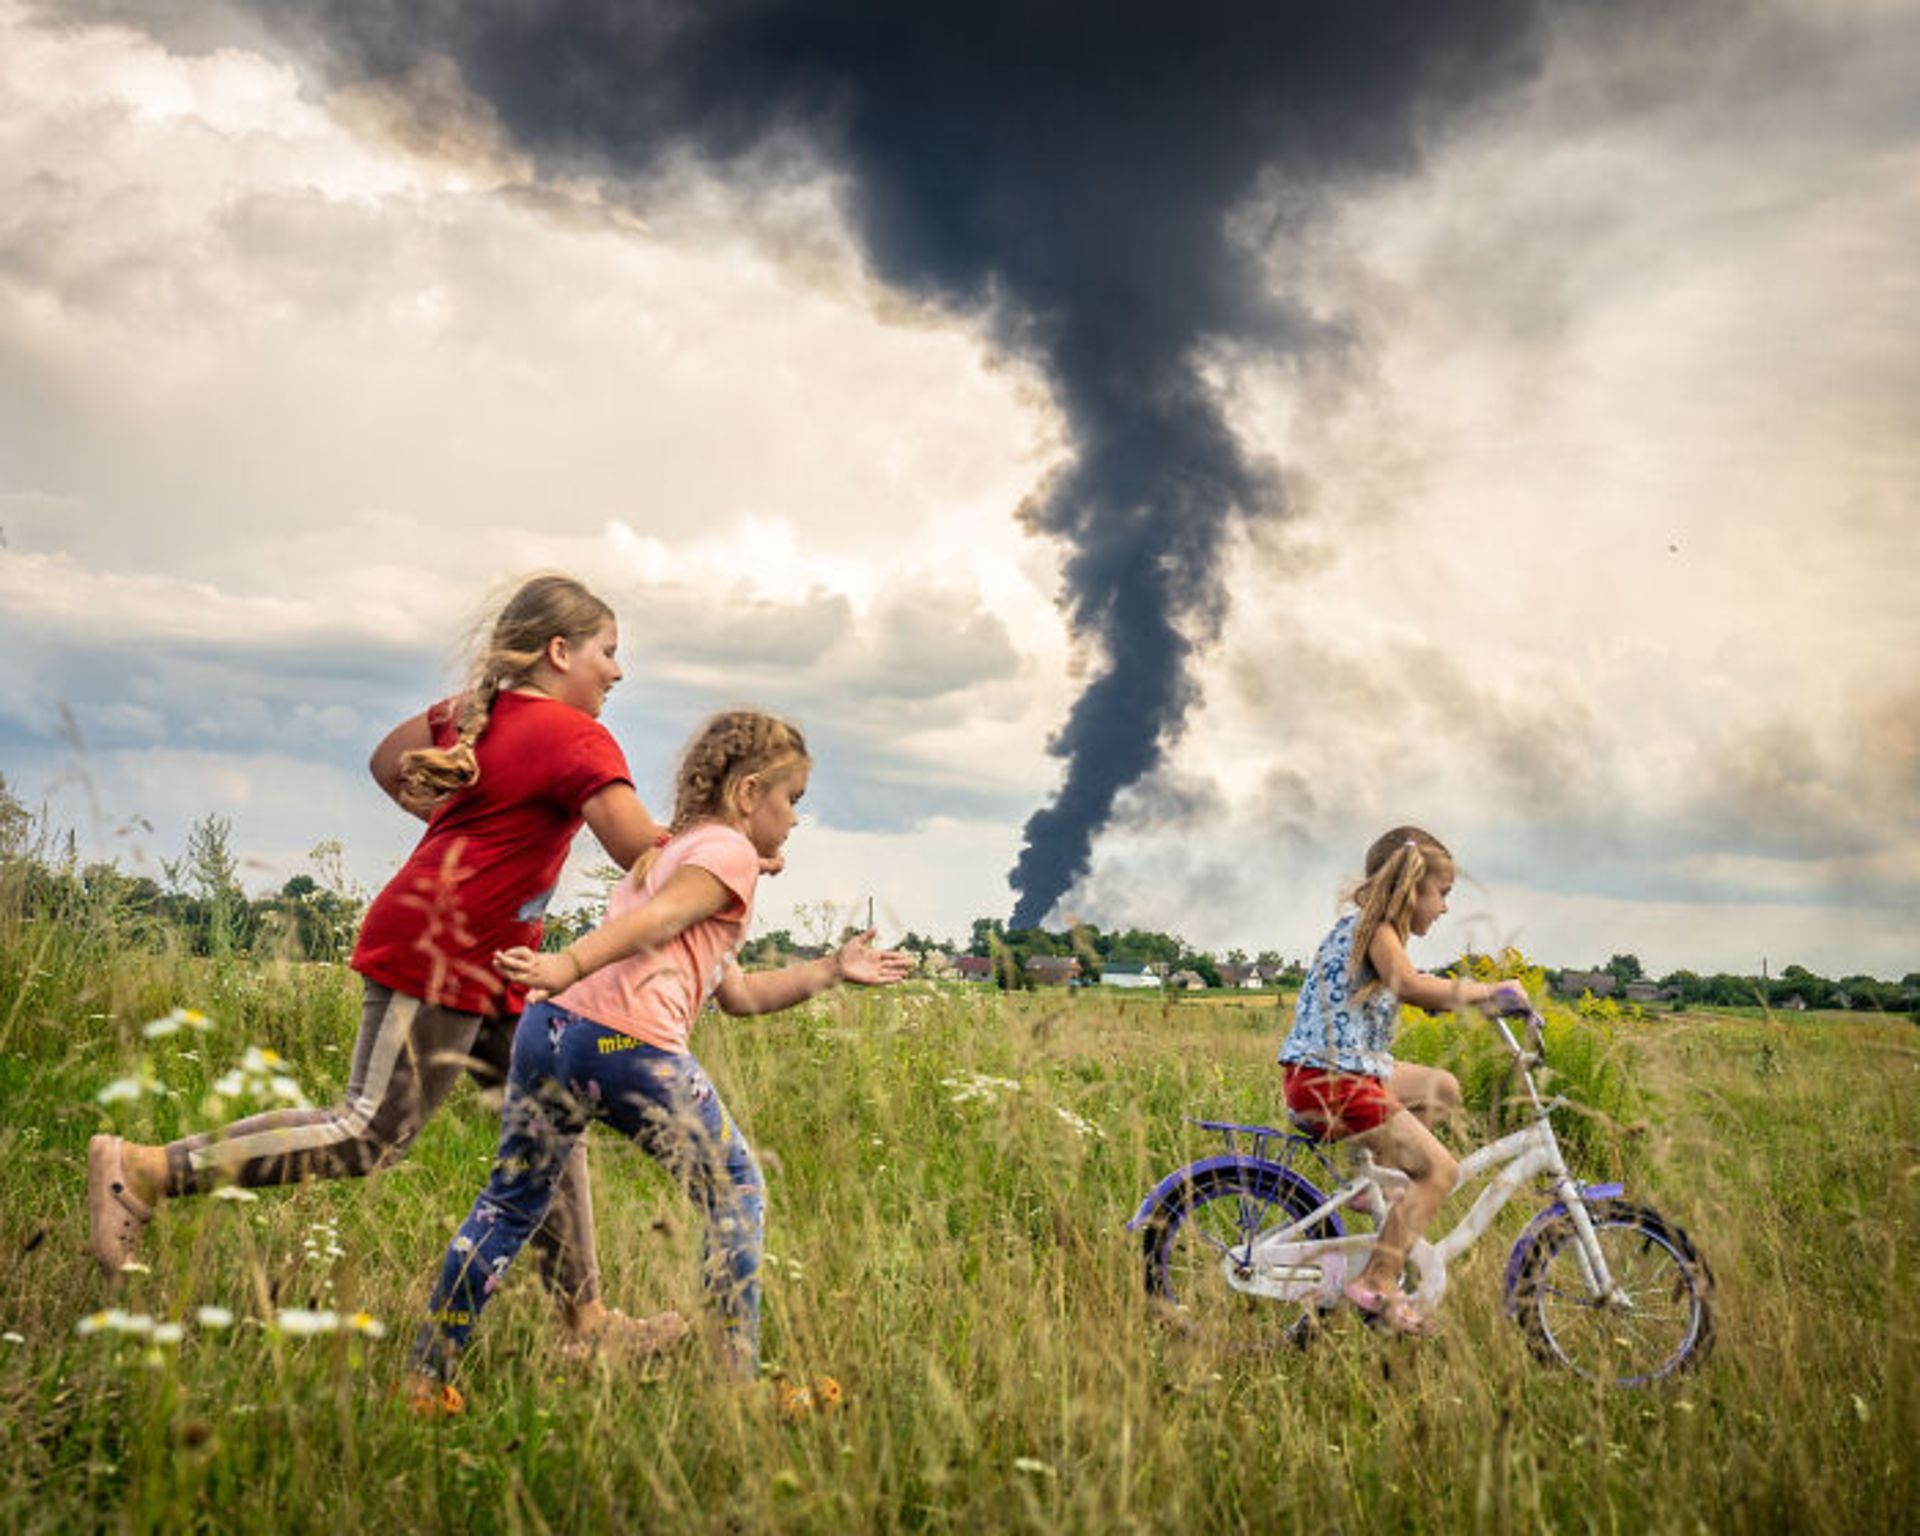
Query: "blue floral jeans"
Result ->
[[413, 1001, 764, 1377]]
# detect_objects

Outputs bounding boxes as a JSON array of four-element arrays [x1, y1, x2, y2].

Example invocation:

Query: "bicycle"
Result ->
[[1128, 1009, 1713, 1386]]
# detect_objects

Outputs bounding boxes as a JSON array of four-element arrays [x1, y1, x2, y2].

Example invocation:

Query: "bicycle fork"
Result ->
[[1555, 1178, 1625, 1306]]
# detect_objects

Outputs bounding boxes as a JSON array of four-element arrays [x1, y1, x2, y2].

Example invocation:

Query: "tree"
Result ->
[[969, 917, 1005, 958], [1660, 969, 1704, 1005], [165, 814, 254, 956], [0, 772, 32, 858], [1605, 954, 1643, 987], [1178, 950, 1222, 989]]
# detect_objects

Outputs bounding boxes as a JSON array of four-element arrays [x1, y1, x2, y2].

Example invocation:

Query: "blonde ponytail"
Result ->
[[399, 574, 614, 814]]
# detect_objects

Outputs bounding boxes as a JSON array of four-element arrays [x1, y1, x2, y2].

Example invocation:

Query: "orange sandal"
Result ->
[[400, 1374, 466, 1418]]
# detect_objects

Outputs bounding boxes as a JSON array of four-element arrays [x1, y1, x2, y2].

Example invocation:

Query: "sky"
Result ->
[[1, 0, 1914, 980]]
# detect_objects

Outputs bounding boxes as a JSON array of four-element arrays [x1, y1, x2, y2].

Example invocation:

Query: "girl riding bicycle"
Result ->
[[1277, 826, 1526, 1336]]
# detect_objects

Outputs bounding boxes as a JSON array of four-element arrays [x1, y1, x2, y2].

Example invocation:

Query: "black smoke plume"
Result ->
[[234, 1, 1551, 926]]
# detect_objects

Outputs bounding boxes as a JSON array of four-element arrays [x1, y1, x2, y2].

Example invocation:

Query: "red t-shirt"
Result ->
[[351, 691, 632, 1015]]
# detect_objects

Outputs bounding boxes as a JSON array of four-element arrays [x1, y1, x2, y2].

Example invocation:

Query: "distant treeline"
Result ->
[[1, 783, 1911, 1012]]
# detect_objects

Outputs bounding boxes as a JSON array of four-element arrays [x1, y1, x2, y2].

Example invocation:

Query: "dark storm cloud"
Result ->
[[100, 0, 1570, 925]]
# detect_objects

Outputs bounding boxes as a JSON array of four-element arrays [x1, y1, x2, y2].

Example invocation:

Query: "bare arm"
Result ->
[[579, 782, 667, 869], [713, 929, 912, 1017], [369, 712, 436, 820], [492, 866, 733, 994], [1367, 925, 1523, 1013], [582, 787, 786, 876]]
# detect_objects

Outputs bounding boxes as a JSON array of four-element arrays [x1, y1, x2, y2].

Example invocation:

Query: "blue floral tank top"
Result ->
[[1277, 912, 1400, 1080]]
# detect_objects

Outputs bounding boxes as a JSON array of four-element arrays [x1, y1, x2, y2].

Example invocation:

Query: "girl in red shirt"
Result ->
[[89, 574, 678, 1353]]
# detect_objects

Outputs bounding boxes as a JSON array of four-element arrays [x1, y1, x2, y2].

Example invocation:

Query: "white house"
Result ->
[[1100, 963, 1161, 990]]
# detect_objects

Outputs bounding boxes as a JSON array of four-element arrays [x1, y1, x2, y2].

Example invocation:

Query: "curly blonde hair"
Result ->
[[398, 574, 615, 813], [1348, 826, 1455, 1001], [629, 710, 810, 880]]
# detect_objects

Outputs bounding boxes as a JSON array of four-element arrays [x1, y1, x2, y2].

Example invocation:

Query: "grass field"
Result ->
[[1, 910, 1915, 1532]]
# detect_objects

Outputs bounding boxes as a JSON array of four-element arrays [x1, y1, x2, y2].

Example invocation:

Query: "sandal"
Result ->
[[400, 1374, 466, 1419], [87, 1135, 153, 1280], [1342, 1280, 1440, 1337]]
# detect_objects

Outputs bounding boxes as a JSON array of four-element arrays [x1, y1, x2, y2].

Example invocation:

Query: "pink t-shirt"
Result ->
[[555, 822, 759, 1055]]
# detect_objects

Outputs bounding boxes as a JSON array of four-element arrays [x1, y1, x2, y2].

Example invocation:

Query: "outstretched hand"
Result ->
[[835, 929, 913, 987], [493, 945, 577, 1001]]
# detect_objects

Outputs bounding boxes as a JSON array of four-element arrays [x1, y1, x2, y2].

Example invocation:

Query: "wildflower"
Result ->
[[274, 1308, 340, 1336], [941, 1072, 1022, 1105], [211, 1186, 258, 1202], [207, 1046, 312, 1112], [77, 1309, 155, 1338], [1013, 1457, 1056, 1477], [151, 1322, 185, 1347], [2, 1332, 24, 1345], [97, 1073, 168, 1105], [142, 1008, 214, 1039], [195, 1306, 234, 1330], [1054, 1105, 1103, 1139], [347, 1312, 387, 1340]]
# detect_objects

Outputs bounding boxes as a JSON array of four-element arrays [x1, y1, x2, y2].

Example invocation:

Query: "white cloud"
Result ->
[[3, 1, 1914, 976], [1060, 0, 1920, 974]]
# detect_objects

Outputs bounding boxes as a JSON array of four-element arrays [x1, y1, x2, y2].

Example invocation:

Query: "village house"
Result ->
[[1555, 970, 1616, 999], [1099, 962, 1161, 989], [951, 955, 993, 983], [1024, 955, 1082, 987], [1217, 963, 1262, 989], [1165, 969, 1207, 991]]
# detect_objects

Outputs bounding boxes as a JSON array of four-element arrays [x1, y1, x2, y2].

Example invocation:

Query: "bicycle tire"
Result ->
[[1509, 1198, 1713, 1385], [1140, 1161, 1337, 1350]]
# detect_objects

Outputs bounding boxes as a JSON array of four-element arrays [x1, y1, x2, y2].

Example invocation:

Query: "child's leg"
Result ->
[[579, 1035, 765, 1375], [411, 1007, 587, 1380], [1350, 1108, 1459, 1294], [160, 982, 481, 1196], [1387, 1062, 1462, 1134], [465, 1017, 601, 1318], [92, 982, 482, 1277]]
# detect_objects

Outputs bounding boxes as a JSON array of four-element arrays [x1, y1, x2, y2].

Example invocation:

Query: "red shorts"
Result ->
[[1282, 1064, 1402, 1139]]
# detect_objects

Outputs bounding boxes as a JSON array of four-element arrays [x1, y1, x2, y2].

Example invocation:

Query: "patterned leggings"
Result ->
[[163, 979, 598, 1304], [414, 1001, 764, 1378]]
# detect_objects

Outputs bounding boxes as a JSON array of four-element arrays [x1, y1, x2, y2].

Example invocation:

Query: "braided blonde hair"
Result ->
[[398, 574, 615, 813], [630, 710, 810, 882], [1348, 825, 1454, 1001]]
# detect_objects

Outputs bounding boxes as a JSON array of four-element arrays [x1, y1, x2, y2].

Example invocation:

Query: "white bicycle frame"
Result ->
[[1228, 1014, 1625, 1318]]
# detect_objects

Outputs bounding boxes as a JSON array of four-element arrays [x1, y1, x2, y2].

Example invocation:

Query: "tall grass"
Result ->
[[0, 873, 1913, 1532]]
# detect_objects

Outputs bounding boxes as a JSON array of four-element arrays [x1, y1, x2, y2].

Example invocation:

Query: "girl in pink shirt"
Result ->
[[408, 710, 910, 1406]]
